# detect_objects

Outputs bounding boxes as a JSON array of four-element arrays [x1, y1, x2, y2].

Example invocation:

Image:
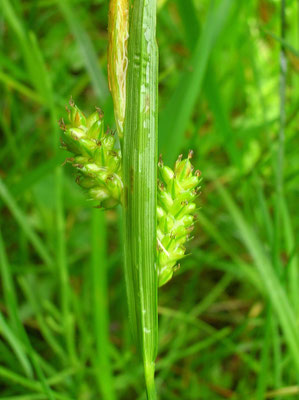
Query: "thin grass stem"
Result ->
[[91, 209, 116, 400]]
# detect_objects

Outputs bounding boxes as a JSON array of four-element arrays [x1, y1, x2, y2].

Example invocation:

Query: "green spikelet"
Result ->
[[60, 100, 123, 208], [157, 151, 201, 287]]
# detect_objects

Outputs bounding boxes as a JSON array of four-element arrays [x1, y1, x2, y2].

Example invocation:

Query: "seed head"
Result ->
[[157, 151, 201, 287], [60, 101, 123, 208]]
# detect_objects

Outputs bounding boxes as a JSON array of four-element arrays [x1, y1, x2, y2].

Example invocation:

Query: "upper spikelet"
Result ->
[[108, 0, 129, 138], [60, 100, 123, 208], [157, 151, 201, 287]]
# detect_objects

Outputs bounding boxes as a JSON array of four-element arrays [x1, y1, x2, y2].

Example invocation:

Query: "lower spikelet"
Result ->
[[60, 100, 123, 208], [157, 151, 201, 287]]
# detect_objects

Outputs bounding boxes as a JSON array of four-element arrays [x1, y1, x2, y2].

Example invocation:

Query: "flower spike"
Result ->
[[157, 154, 202, 287], [108, 0, 129, 138], [60, 101, 123, 208]]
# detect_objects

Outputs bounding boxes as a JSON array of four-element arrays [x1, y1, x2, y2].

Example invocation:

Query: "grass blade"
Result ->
[[159, 0, 233, 163], [27, 30, 75, 364], [216, 181, 299, 374], [0, 70, 43, 104], [123, 0, 158, 397], [0, 179, 53, 267], [0, 312, 32, 378], [57, 0, 109, 102]]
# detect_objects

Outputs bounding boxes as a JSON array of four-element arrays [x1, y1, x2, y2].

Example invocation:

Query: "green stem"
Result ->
[[144, 360, 157, 400], [273, 0, 286, 275], [123, 0, 158, 398], [91, 210, 116, 400]]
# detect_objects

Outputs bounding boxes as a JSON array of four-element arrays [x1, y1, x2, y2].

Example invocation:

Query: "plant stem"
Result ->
[[123, 0, 158, 398], [91, 210, 116, 400], [274, 0, 286, 274]]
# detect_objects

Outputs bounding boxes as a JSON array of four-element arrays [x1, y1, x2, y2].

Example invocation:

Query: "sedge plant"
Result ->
[[59, 0, 201, 397]]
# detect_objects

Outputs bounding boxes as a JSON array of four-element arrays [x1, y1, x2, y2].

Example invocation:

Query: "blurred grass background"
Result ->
[[0, 0, 299, 398]]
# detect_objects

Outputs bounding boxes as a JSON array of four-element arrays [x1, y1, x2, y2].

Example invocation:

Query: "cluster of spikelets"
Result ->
[[60, 101, 201, 286], [60, 100, 123, 208], [157, 152, 201, 286]]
